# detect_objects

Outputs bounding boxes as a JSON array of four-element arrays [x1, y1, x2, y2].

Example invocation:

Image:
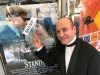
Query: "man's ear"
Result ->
[[73, 25, 76, 33]]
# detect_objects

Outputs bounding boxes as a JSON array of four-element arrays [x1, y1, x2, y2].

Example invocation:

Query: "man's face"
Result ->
[[56, 18, 76, 45], [12, 16, 27, 28]]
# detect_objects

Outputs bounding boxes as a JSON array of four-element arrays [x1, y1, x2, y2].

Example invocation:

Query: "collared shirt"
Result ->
[[65, 35, 76, 73], [8, 24, 20, 37]]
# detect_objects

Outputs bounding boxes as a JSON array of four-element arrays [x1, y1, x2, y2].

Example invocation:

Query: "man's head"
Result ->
[[56, 17, 76, 45], [6, 6, 30, 28]]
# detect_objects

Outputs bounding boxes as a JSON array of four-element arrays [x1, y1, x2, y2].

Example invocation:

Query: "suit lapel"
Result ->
[[67, 38, 81, 75], [59, 45, 66, 75]]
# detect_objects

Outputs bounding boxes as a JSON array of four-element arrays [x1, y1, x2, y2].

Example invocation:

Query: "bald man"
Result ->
[[32, 17, 100, 75]]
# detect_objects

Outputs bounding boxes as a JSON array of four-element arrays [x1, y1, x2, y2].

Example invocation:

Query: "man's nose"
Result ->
[[59, 31, 64, 37]]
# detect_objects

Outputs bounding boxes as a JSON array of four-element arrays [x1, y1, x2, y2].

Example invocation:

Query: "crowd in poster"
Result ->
[[0, 3, 60, 75]]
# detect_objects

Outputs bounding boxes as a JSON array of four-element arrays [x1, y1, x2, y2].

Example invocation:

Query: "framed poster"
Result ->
[[0, 3, 60, 75]]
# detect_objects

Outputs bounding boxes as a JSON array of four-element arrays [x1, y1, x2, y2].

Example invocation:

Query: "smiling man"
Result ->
[[32, 17, 100, 75]]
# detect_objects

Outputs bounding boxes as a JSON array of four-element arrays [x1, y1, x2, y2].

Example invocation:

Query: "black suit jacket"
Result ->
[[35, 38, 100, 75]]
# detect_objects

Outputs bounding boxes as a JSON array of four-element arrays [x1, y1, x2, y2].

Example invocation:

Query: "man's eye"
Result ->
[[56, 31, 60, 34], [63, 28, 67, 32]]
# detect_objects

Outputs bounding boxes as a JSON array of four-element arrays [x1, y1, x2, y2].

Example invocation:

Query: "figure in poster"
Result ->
[[0, 6, 30, 63]]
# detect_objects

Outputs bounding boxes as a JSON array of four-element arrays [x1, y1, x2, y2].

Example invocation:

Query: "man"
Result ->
[[0, 6, 30, 62], [0, 6, 30, 46], [32, 17, 100, 75]]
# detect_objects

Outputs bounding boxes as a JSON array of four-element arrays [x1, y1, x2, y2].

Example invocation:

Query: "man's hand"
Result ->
[[32, 33, 42, 49]]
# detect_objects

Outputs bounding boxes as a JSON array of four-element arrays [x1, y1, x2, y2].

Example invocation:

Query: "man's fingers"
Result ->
[[32, 32, 40, 43], [33, 32, 38, 38], [32, 33, 42, 49], [32, 38, 36, 43], [33, 32, 40, 41]]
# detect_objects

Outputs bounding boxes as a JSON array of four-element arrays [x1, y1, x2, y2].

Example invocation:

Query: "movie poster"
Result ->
[[0, 3, 60, 75], [79, 0, 100, 52]]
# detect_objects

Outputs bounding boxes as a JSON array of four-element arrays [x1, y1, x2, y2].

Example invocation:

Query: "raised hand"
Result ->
[[32, 33, 42, 49]]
